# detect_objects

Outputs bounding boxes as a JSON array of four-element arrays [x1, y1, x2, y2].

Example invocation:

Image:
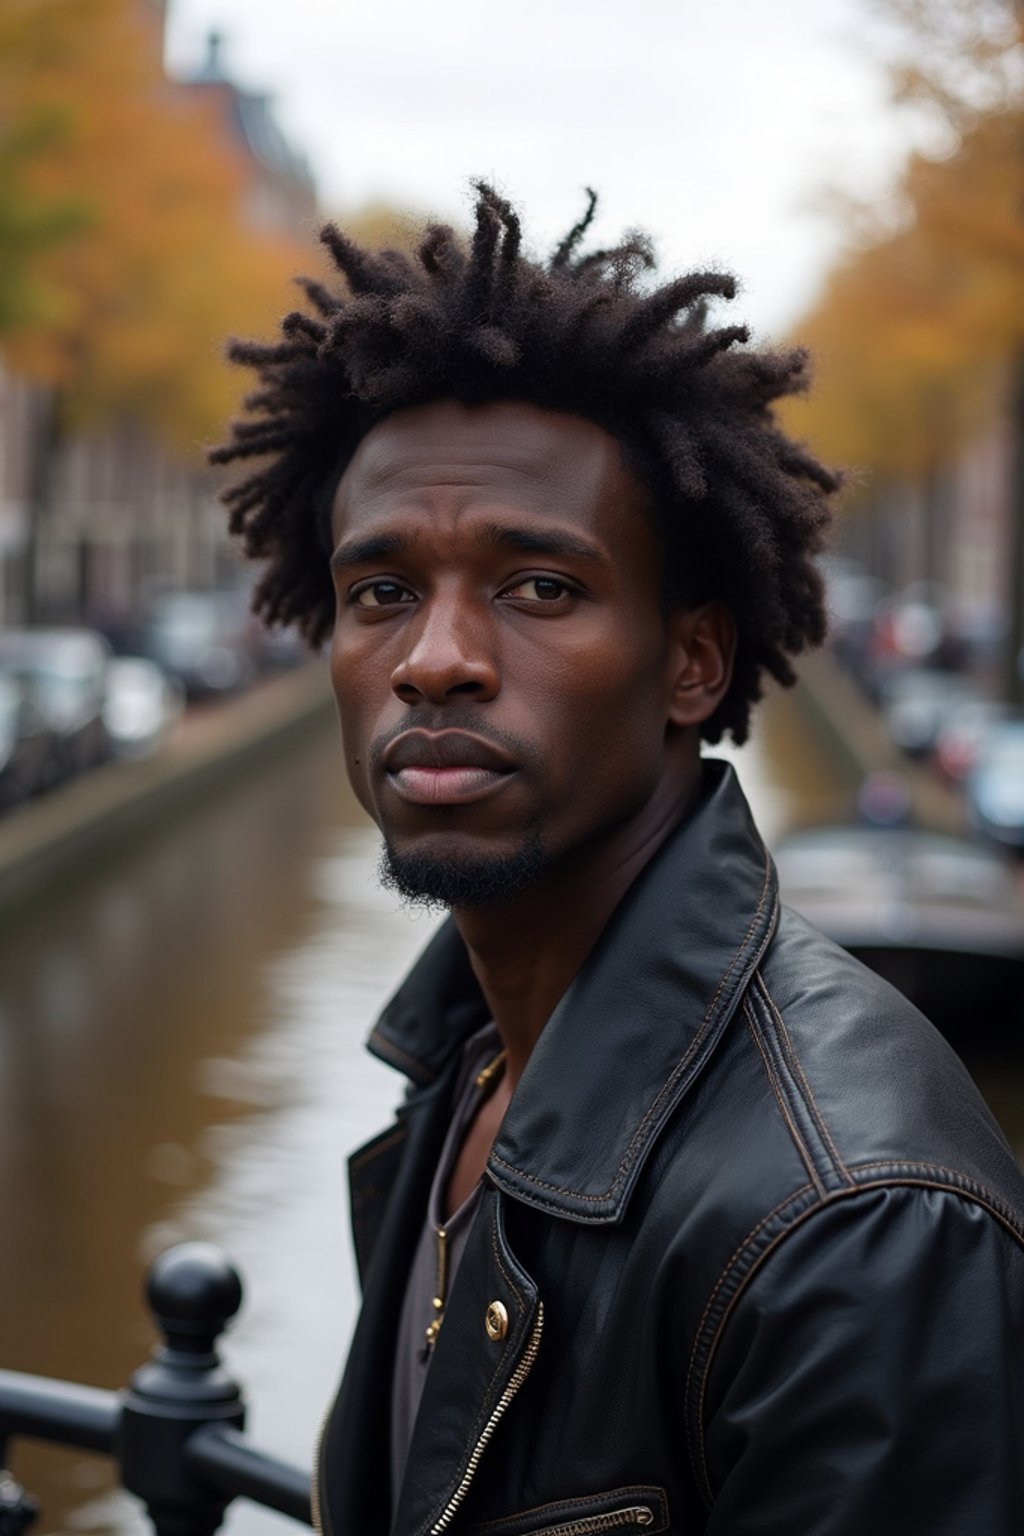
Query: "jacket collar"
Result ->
[[368, 759, 778, 1223]]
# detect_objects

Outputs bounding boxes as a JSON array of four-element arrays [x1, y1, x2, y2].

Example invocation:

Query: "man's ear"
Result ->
[[667, 602, 737, 728]]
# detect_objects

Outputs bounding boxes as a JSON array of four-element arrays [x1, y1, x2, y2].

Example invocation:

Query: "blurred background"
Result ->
[[0, 1, 1022, 1533]]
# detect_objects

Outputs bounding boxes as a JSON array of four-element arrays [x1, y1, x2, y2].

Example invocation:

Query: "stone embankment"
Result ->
[[796, 651, 964, 836], [0, 664, 336, 918]]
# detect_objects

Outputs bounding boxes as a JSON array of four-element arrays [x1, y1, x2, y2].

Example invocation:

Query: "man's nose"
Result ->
[[390, 595, 499, 705]]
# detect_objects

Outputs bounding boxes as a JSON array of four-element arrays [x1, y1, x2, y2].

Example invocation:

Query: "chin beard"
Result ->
[[378, 827, 546, 912]]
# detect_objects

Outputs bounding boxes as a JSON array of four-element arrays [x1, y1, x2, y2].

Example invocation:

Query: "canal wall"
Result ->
[[795, 651, 964, 835], [0, 664, 337, 919]]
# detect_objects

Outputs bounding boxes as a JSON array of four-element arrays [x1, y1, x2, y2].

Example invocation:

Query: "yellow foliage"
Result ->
[[0, 0, 316, 453], [788, 100, 1023, 486]]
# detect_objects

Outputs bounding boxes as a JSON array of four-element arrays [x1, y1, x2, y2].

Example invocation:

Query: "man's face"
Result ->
[[329, 399, 702, 907]]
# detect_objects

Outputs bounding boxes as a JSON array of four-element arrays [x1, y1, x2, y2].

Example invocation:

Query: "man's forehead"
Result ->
[[332, 399, 638, 530]]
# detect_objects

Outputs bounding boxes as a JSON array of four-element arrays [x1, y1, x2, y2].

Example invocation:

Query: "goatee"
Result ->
[[378, 827, 546, 912]]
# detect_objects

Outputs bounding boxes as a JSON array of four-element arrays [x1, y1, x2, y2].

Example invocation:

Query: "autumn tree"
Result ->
[[0, 0, 98, 336], [872, 0, 1023, 129], [0, 0, 317, 617], [788, 0, 1023, 691], [3, 0, 316, 442]]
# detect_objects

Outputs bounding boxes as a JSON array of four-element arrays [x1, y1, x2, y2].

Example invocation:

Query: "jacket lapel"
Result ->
[[489, 761, 778, 1222]]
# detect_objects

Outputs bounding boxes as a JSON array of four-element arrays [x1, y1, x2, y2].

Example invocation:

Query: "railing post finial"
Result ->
[[119, 1244, 246, 1536], [146, 1244, 243, 1361]]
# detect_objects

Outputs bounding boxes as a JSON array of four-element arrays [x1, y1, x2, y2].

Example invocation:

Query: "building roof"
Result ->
[[185, 31, 316, 193]]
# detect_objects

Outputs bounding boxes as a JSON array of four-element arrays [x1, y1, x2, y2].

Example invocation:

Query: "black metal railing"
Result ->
[[0, 1244, 314, 1536]]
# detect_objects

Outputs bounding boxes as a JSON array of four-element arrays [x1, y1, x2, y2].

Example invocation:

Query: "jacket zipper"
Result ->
[[430, 1303, 545, 1535], [310, 1401, 331, 1536], [528, 1507, 655, 1536]]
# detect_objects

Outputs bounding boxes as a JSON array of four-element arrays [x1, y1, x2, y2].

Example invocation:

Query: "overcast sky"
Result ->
[[165, 0, 923, 338]]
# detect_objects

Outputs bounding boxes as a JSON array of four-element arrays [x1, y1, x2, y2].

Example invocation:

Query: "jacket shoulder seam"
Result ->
[[849, 1160, 1024, 1242], [754, 970, 853, 1182], [689, 1171, 1024, 1509], [683, 1181, 818, 1503], [751, 971, 853, 1189], [743, 1001, 827, 1199]]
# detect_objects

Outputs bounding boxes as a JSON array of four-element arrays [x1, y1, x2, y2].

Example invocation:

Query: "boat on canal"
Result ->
[[774, 822, 1024, 1038]]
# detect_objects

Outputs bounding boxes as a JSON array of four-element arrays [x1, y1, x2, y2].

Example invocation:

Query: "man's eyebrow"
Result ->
[[330, 524, 609, 572], [329, 533, 407, 573], [483, 524, 609, 564]]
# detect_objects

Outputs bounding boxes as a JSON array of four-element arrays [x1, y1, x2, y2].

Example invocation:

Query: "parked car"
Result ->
[[774, 823, 1024, 1036], [863, 581, 970, 700], [879, 667, 983, 758], [932, 698, 1008, 784], [251, 619, 309, 672], [821, 557, 887, 687], [139, 590, 256, 699], [0, 673, 60, 811], [0, 628, 111, 779], [966, 720, 1024, 854], [102, 657, 184, 759]]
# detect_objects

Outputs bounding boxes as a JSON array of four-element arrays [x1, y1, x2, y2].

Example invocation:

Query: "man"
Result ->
[[215, 186, 1024, 1532]]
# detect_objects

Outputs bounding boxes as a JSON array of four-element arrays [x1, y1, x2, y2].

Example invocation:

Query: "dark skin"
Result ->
[[329, 400, 735, 1216]]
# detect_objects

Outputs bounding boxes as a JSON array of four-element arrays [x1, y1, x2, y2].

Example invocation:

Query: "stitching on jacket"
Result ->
[[490, 1213, 525, 1313], [684, 1182, 815, 1453], [369, 1027, 439, 1084], [746, 975, 850, 1192], [608, 841, 774, 1189], [754, 972, 853, 1187], [684, 1182, 819, 1495], [700, 838, 772, 1025], [478, 1173, 628, 1220], [691, 1173, 1024, 1507], [744, 1004, 826, 1199], [468, 1484, 668, 1533], [349, 1125, 407, 1176], [850, 1175, 1024, 1240], [350, 1127, 408, 1269], [489, 846, 776, 1208], [849, 1160, 1024, 1240]]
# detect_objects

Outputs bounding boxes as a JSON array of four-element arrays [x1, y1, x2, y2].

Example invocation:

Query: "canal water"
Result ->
[[0, 691, 1020, 1536]]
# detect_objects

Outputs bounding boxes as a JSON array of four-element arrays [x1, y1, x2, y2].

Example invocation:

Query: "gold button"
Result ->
[[485, 1300, 509, 1341]]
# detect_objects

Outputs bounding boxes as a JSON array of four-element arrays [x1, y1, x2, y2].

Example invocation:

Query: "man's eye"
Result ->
[[503, 577, 571, 602], [352, 581, 415, 609]]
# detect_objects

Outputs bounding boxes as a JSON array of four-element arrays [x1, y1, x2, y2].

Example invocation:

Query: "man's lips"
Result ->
[[389, 765, 513, 805], [381, 730, 517, 806]]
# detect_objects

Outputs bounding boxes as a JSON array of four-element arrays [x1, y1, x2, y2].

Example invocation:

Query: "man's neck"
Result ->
[[453, 762, 703, 1089]]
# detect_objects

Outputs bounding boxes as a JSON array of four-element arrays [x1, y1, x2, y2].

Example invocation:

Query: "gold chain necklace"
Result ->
[[424, 1047, 507, 1354]]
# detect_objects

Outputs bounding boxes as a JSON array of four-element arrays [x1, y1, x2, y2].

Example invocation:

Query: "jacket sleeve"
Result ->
[[700, 1183, 1024, 1534]]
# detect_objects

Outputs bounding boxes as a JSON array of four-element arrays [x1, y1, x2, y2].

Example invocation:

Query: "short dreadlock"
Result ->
[[212, 183, 839, 744]]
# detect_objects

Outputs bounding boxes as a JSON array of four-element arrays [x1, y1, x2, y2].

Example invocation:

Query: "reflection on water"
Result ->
[[1, 694, 1021, 1535], [0, 723, 425, 1536]]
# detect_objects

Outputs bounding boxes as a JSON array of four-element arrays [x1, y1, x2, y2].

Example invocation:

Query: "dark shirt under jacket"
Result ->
[[315, 760, 1024, 1536], [390, 1024, 498, 1509]]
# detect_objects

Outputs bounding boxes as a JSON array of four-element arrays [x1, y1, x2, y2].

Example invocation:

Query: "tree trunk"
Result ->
[[22, 386, 61, 626], [1006, 350, 1024, 706]]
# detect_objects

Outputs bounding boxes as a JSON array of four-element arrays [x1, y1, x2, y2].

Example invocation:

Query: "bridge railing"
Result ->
[[0, 1244, 314, 1536]]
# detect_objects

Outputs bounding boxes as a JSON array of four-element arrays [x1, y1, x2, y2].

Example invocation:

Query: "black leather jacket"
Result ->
[[316, 762, 1024, 1536]]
